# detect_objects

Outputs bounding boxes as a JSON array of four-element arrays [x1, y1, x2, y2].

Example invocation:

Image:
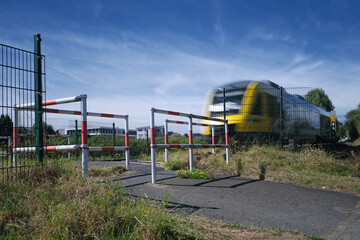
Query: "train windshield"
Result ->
[[209, 89, 245, 117]]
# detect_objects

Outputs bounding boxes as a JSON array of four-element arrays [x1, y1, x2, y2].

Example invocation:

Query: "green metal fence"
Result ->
[[0, 35, 46, 182]]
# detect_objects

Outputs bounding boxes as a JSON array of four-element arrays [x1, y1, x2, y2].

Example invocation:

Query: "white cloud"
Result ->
[[27, 30, 360, 128]]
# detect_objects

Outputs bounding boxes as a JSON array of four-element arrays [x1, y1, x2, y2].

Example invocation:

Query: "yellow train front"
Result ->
[[202, 80, 335, 143]]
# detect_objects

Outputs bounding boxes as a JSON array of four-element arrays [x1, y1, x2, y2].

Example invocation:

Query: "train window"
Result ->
[[251, 93, 262, 115]]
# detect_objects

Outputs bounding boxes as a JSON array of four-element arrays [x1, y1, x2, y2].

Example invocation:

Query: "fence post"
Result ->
[[164, 120, 168, 163], [280, 87, 284, 148], [146, 128, 149, 156], [150, 108, 156, 183], [12, 109, 18, 166], [125, 116, 130, 170], [112, 122, 116, 159], [223, 88, 226, 121], [188, 115, 193, 171], [34, 34, 43, 163], [67, 136, 71, 159], [8, 137, 11, 163], [225, 120, 230, 164], [81, 95, 88, 176]]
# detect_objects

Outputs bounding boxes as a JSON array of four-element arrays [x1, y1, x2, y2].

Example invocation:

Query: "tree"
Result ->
[[344, 104, 360, 141], [0, 114, 13, 136], [32, 122, 56, 135], [305, 88, 335, 112]]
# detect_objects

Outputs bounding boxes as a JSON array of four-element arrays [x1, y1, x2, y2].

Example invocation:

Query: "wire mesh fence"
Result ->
[[0, 41, 46, 182]]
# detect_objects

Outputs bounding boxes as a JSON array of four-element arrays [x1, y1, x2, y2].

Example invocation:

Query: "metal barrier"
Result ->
[[18, 133, 72, 159], [164, 119, 216, 163], [14, 95, 130, 176], [150, 108, 229, 184]]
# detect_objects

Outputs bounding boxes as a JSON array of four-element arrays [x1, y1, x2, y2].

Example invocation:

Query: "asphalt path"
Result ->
[[90, 160, 360, 239]]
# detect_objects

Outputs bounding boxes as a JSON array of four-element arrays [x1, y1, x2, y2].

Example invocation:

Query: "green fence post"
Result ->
[[34, 34, 43, 163], [75, 120, 78, 158], [146, 129, 149, 156], [280, 87, 284, 148], [223, 88, 226, 121], [113, 122, 116, 159]]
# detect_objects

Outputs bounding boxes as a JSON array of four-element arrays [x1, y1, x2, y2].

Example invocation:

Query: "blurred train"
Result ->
[[202, 80, 338, 143]]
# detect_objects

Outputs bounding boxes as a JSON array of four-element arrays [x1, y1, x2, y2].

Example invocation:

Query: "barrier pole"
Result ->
[[150, 108, 156, 183], [211, 126, 215, 154], [81, 95, 88, 176], [225, 120, 229, 164], [189, 115, 193, 171], [67, 136, 71, 159], [112, 122, 116, 159], [125, 116, 130, 170], [164, 120, 168, 163], [12, 109, 18, 166]]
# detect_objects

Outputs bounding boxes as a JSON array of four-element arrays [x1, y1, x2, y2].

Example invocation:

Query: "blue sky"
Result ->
[[1, 0, 360, 131]]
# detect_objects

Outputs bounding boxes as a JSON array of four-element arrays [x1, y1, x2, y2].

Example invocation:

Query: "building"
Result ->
[[66, 126, 136, 137], [136, 126, 164, 140]]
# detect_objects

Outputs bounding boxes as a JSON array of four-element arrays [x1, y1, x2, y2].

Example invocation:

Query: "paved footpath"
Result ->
[[90, 161, 360, 239]]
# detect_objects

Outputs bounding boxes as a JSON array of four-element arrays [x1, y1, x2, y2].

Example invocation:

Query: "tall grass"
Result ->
[[0, 159, 201, 239]]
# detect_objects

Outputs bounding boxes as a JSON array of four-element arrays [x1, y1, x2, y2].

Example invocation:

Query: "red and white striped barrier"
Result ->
[[13, 94, 131, 176], [16, 95, 82, 109], [13, 145, 130, 152], [14, 145, 80, 152], [165, 120, 214, 127], [88, 146, 129, 151], [155, 144, 226, 149], [154, 108, 226, 122], [150, 108, 230, 184], [18, 133, 70, 138], [164, 119, 217, 163]]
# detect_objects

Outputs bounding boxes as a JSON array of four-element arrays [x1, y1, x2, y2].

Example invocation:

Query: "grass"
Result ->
[[0, 158, 318, 239], [89, 164, 126, 178], [0, 159, 199, 239], [165, 144, 360, 195]]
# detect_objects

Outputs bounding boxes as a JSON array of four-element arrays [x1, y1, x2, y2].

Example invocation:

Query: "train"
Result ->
[[201, 80, 338, 143]]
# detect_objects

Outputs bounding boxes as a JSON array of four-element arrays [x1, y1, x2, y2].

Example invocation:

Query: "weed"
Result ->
[[235, 157, 243, 176], [164, 158, 184, 170], [259, 162, 267, 180], [176, 169, 212, 179], [89, 164, 126, 178]]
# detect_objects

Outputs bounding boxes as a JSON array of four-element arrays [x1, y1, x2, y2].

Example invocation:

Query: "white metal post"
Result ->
[[189, 116, 193, 171], [81, 95, 88, 176], [164, 119, 168, 163], [13, 109, 18, 167], [211, 126, 215, 154], [150, 108, 156, 183], [67, 136, 71, 159], [225, 120, 230, 164], [125, 116, 130, 170]]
